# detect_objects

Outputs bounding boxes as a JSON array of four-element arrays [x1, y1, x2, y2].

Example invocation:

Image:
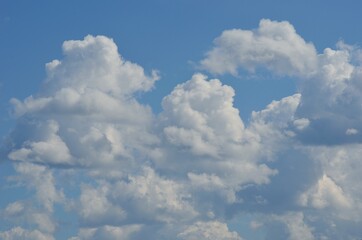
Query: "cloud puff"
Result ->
[[158, 73, 277, 212], [0, 227, 54, 240], [160, 73, 244, 157], [274, 212, 315, 240], [12, 162, 64, 213], [6, 35, 159, 169], [295, 43, 362, 144], [298, 174, 352, 209], [200, 19, 362, 146], [200, 19, 318, 77], [8, 120, 73, 165], [69, 225, 142, 240], [78, 183, 127, 227], [76, 166, 197, 228], [177, 221, 242, 240], [303, 145, 362, 219]]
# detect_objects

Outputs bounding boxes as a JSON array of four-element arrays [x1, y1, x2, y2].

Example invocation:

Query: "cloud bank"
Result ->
[[2, 20, 362, 239]]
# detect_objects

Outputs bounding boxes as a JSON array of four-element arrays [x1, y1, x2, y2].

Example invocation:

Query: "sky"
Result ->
[[1, 1, 362, 239]]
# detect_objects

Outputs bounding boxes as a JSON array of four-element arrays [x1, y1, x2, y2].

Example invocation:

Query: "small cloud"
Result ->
[[200, 19, 318, 77], [293, 118, 310, 131], [4, 201, 24, 216], [346, 128, 358, 135], [250, 220, 263, 230]]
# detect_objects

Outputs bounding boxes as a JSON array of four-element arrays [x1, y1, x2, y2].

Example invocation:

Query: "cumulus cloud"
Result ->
[[12, 162, 64, 213], [4, 201, 24, 217], [201, 19, 362, 146], [200, 19, 318, 77], [3, 20, 362, 240], [78, 183, 126, 226], [6, 35, 159, 169], [69, 225, 142, 240], [199, 18, 362, 239], [177, 221, 242, 240], [274, 212, 315, 240], [345, 128, 358, 135], [2, 35, 161, 239], [294, 42, 362, 144], [0, 227, 54, 240], [303, 145, 362, 220], [158, 73, 277, 215], [8, 120, 73, 165], [76, 166, 197, 228], [2, 36, 279, 238], [298, 174, 352, 209]]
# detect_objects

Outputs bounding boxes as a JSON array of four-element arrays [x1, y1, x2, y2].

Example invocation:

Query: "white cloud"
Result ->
[[346, 128, 358, 135], [78, 183, 126, 226], [177, 221, 242, 240], [274, 212, 315, 240], [4, 201, 24, 216], [69, 225, 142, 240], [298, 174, 352, 209], [249, 94, 301, 159], [294, 43, 362, 145], [2, 201, 59, 235], [302, 145, 362, 220], [111, 167, 197, 224], [293, 118, 310, 131], [200, 19, 318, 77], [32, 212, 56, 233], [200, 19, 362, 146], [74, 166, 197, 228], [3, 23, 362, 239], [47, 35, 159, 96], [3, 163, 62, 234], [158, 73, 277, 210], [13, 162, 64, 213], [6, 35, 159, 169], [188, 172, 236, 204], [0, 227, 54, 240], [8, 120, 73, 165], [160, 73, 244, 154], [249, 220, 263, 230]]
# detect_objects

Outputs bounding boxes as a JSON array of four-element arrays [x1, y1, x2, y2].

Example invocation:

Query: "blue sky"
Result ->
[[1, 1, 362, 239]]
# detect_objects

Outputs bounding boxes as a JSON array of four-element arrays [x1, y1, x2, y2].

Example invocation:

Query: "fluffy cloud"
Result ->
[[201, 19, 362, 146], [8, 120, 73, 165], [160, 73, 244, 153], [199, 19, 362, 239], [0, 227, 54, 240], [301, 144, 362, 220], [12, 162, 64, 213], [177, 221, 242, 240], [6, 35, 159, 169], [158, 73, 277, 214], [295, 43, 362, 145], [77, 166, 197, 228], [274, 212, 315, 240], [2, 20, 362, 240], [69, 225, 142, 240], [2, 35, 279, 238], [78, 183, 126, 227], [298, 174, 352, 210], [4, 201, 24, 217], [200, 19, 318, 77], [2, 35, 160, 239]]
